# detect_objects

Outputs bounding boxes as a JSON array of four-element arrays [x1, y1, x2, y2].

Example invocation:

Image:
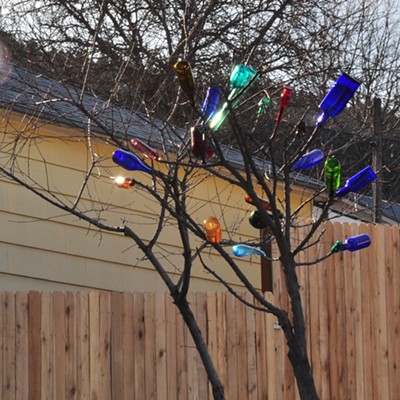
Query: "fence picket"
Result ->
[[325, 223, 339, 400], [389, 226, 400, 399], [3, 291, 16, 400], [121, 292, 134, 399], [225, 292, 238, 400], [361, 223, 374, 399], [196, 292, 209, 400], [111, 292, 123, 400], [15, 292, 28, 400], [144, 292, 156, 400], [165, 294, 178, 400], [65, 292, 78, 399], [28, 291, 41, 400], [155, 292, 167, 400], [53, 292, 66, 400], [41, 292, 53, 399], [351, 223, 365, 400], [133, 292, 146, 400], [176, 296, 188, 400], [76, 292, 90, 399], [244, 292, 258, 400], [376, 225, 390, 399]]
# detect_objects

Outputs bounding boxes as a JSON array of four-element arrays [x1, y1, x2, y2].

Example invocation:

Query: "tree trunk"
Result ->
[[288, 345, 319, 399], [280, 252, 319, 399], [174, 295, 225, 400]]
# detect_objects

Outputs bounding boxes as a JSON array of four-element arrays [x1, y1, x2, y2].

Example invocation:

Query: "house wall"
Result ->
[[0, 111, 313, 292]]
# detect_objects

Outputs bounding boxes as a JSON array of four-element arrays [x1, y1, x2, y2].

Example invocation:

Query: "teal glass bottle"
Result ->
[[230, 64, 257, 88], [209, 64, 259, 131]]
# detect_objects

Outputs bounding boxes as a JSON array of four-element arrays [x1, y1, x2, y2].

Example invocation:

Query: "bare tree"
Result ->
[[0, 0, 398, 399]]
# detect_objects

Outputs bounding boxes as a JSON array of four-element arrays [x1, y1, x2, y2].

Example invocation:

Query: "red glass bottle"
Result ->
[[245, 194, 273, 212], [130, 138, 161, 161], [190, 126, 214, 163], [276, 86, 293, 122]]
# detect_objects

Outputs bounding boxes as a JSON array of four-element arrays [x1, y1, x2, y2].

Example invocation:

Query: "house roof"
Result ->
[[1, 64, 399, 224], [0, 65, 275, 171]]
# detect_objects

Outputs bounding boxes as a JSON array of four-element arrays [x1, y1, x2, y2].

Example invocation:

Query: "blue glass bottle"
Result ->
[[112, 149, 153, 174], [232, 244, 266, 257], [201, 86, 222, 122], [336, 166, 376, 197], [316, 73, 361, 126], [331, 234, 371, 253], [292, 149, 324, 171]]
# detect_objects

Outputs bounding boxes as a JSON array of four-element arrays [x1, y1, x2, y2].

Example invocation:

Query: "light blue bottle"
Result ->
[[232, 244, 266, 257]]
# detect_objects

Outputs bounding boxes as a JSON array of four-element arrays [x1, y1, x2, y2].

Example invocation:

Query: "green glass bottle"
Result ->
[[324, 157, 341, 195], [249, 210, 267, 229]]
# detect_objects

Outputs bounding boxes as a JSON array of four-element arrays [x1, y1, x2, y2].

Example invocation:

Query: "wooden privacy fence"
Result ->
[[0, 291, 284, 400], [0, 221, 399, 399]]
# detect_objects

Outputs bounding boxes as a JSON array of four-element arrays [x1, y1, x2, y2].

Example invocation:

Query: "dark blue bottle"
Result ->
[[292, 149, 324, 170], [316, 73, 360, 126], [201, 87, 222, 122], [340, 234, 371, 252], [112, 149, 152, 174], [336, 166, 376, 197]]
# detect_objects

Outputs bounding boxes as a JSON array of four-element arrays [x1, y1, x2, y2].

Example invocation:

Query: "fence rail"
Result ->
[[0, 221, 399, 399]]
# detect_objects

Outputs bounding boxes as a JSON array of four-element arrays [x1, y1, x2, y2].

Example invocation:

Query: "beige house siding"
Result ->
[[0, 111, 313, 292]]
